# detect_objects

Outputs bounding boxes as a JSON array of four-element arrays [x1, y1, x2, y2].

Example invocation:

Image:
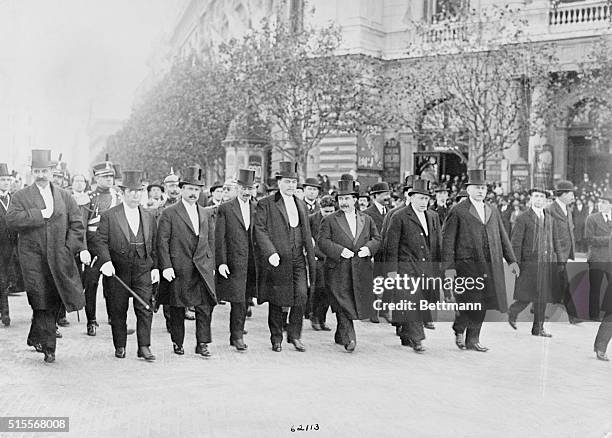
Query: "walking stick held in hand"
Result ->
[[112, 274, 152, 312]]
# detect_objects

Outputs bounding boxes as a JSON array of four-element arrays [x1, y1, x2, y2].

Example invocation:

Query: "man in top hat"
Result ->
[[430, 184, 450, 224], [380, 176, 415, 239], [253, 161, 316, 352], [207, 181, 224, 207], [0, 163, 17, 326], [303, 178, 321, 214], [593, 228, 612, 361], [308, 195, 336, 331], [384, 179, 442, 351], [215, 169, 258, 351], [585, 189, 612, 323], [508, 186, 556, 337], [318, 179, 381, 352], [442, 169, 519, 352], [6, 150, 90, 362], [83, 157, 122, 336], [157, 166, 217, 357], [363, 181, 391, 323], [546, 179, 582, 324], [93, 170, 159, 361]]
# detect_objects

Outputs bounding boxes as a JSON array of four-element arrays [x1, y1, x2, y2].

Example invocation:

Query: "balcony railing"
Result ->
[[549, 0, 611, 26], [422, 20, 468, 44]]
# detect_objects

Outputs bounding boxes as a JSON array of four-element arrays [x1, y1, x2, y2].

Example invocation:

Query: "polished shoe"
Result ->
[[57, 317, 70, 327], [289, 338, 306, 352], [569, 316, 584, 325], [137, 346, 156, 361], [195, 343, 211, 357], [43, 350, 55, 363], [126, 328, 136, 335], [455, 333, 466, 350], [173, 343, 184, 355], [595, 350, 609, 361], [87, 323, 96, 336], [466, 343, 489, 352], [423, 322, 435, 330], [115, 347, 126, 358], [400, 337, 414, 347], [243, 329, 248, 335], [218, 301, 226, 305], [532, 330, 552, 338], [412, 342, 426, 353], [344, 340, 356, 353], [246, 308, 252, 318], [55, 329, 62, 338], [272, 342, 282, 352], [231, 338, 248, 351], [508, 316, 517, 330]]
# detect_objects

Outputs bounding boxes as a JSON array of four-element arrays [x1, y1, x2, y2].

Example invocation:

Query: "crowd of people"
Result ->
[[0, 150, 611, 364]]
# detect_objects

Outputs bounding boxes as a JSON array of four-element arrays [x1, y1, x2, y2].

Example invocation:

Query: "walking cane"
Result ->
[[112, 274, 152, 312]]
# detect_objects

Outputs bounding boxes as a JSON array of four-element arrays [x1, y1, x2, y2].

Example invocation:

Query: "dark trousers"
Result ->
[[29, 306, 60, 353], [311, 285, 330, 324], [509, 300, 547, 331], [169, 301, 214, 346], [400, 322, 426, 343], [559, 263, 579, 318], [589, 263, 612, 320], [594, 311, 612, 353], [453, 308, 487, 346], [56, 303, 66, 322], [84, 263, 102, 323], [104, 270, 152, 349], [0, 255, 10, 319], [229, 301, 246, 341], [335, 309, 355, 345], [269, 303, 304, 344]]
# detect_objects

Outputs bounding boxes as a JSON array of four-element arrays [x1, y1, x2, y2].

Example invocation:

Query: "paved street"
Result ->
[[1, 282, 611, 438]]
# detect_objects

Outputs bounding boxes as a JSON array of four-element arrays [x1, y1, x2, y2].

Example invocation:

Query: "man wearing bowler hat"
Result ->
[[157, 166, 217, 357], [6, 150, 90, 363], [430, 184, 450, 224], [207, 181, 224, 207], [384, 179, 442, 352], [508, 186, 556, 337], [442, 169, 519, 352], [254, 161, 316, 352], [92, 170, 159, 361], [546, 179, 582, 324], [215, 169, 258, 351], [303, 178, 321, 214], [318, 179, 381, 352], [0, 163, 17, 326]]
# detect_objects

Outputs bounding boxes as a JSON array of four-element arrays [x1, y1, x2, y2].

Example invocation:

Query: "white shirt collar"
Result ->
[[344, 209, 356, 217], [123, 203, 139, 213], [36, 182, 51, 193], [0, 190, 9, 197], [532, 206, 544, 216], [182, 198, 197, 211], [281, 193, 294, 202], [470, 197, 484, 207], [238, 196, 250, 206]]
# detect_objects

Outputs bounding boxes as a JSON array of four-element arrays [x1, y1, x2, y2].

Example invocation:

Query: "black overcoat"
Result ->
[[6, 183, 86, 311]]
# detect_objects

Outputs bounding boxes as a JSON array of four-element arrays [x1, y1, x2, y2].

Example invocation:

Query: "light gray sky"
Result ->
[[0, 0, 180, 174]]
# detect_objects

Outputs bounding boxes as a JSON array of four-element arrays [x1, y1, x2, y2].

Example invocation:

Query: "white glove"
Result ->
[[357, 246, 371, 258], [100, 261, 115, 277], [41, 207, 52, 219], [268, 253, 280, 267], [218, 264, 230, 278], [162, 268, 175, 282], [341, 248, 354, 259], [79, 250, 91, 265], [151, 269, 160, 284]]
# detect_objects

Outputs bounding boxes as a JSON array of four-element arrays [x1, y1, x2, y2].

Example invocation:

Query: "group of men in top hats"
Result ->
[[3, 149, 612, 363]]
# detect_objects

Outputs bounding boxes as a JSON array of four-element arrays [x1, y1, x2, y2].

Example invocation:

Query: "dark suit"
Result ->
[[0, 192, 17, 324], [546, 200, 578, 318], [363, 202, 387, 320], [585, 212, 612, 320], [94, 205, 158, 349], [384, 205, 441, 342], [215, 197, 257, 342], [309, 211, 330, 325], [441, 199, 516, 346], [253, 191, 316, 344], [594, 234, 612, 353]]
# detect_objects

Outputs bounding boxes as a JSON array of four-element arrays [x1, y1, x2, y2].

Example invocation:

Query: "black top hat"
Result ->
[[401, 175, 415, 192], [408, 179, 432, 197], [209, 181, 223, 193], [466, 169, 487, 186], [118, 170, 143, 190], [303, 177, 321, 189], [340, 173, 354, 181], [92, 161, 115, 177], [336, 179, 358, 197], [147, 181, 164, 193], [237, 169, 256, 188], [31, 149, 53, 168], [276, 162, 298, 179], [370, 182, 390, 195], [554, 180, 576, 195], [179, 166, 204, 187], [0, 163, 10, 177]]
